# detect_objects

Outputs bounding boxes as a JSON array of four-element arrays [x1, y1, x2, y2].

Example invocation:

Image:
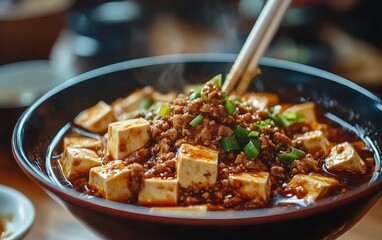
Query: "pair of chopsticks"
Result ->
[[222, 0, 292, 95]]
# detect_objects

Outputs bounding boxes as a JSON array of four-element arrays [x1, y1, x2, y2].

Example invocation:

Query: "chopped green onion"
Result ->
[[276, 112, 305, 127], [223, 96, 236, 115], [269, 105, 282, 115], [283, 112, 304, 121], [249, 138, 260, 151], [235, 125, 250, 142], [248, 131, 259, 138], [159, 104, 171, 118], [190, 114, 204, 128], [201, 91, 208, 100], [189, 85, 203, 100], [140, 97, 153, 110], [278, 146, 305, 164], [221, 136, 240, 152], [254, 119, 275, 129], [244, 140, 259, 161], [269, 105, 305, 127], [209, 74, 222, 88]]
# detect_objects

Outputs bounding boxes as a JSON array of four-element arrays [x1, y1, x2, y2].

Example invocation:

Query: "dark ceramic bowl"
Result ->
[[12, 53, 382, 240]]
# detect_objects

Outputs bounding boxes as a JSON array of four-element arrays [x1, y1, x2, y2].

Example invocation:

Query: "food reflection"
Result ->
[[54, 75, 375, 211], [0, 214, 12, 239]]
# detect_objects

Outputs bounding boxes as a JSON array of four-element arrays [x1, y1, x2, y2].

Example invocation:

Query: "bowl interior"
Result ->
[[12, 53, 382, 222]]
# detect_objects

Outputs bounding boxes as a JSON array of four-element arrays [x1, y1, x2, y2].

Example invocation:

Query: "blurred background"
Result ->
[[0, 0, 381, 87]]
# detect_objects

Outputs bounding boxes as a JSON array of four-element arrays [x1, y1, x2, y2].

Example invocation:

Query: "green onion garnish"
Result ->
[[254, 119, 275, 129], [248, 131, 259, 138], [249, 138, 260, 151], [223, 96, 236, 115], [189, 85, 203, 100], [159, 104, 171, 118], [268, 105, 305, 127], [235, 125, 250, 142], [221, 136, 240, 152], [190, 114, 204, 128], [278, 146, 305, 164], [209, 74, 222, 88], [244, 140, 259, 161], [140, 97, 153, 110], [276, 112, 305, 127]]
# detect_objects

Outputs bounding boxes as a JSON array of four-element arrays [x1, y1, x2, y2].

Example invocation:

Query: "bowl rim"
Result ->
[[12, 53, 382, 225], [0, 185, 35, 240]]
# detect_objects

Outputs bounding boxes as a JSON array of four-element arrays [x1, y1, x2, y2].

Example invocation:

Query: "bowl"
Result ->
[[0, 185, 35, 240], [0, 0, 73, 64], [12, 53, 382, 240], [0, 60, 70, 154]]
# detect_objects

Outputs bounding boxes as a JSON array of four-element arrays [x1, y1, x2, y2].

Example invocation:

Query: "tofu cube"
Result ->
[[294, 130, 330, 154], [176, 143, 218, 188], [242, 92, 279, 109], [152, 91, 177, 103], [228, 172, 271, 202], [287, 174, 339, 204], [63, 136, 101, 150], [107, 118, 150, 160], [74, 101, 115, 134], [112, 87, 153, 118], [62, 147, 101, 180], [284, 102, 316, 122], [89, 160, 132, 201], [309, 122, 330, 137], [138, 178, 179, 206], [325, 142, 366, 174]]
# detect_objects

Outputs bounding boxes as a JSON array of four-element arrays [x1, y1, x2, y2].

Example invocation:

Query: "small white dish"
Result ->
[[0, 60, 70, 108], [0, 185, 35, 240]]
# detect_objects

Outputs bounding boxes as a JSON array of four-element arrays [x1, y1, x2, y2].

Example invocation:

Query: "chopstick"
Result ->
[[222, 0, 292, 95]]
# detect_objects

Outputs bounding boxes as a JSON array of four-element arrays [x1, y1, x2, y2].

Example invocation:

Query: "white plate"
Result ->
[[0, 185, 35, 240]]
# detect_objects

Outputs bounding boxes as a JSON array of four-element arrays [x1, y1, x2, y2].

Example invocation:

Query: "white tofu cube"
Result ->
[[74, 101, 115, 134], [152, 91, 177, 103], [242, 92, 279, 109], [228, 172, 271, 202], [63, 136, 101, 150], [107, 118, 150, 160], [325, 142, 366, 174], [309, 122, 330, 137], [112, 87, 152, 118], [62, 147, 101, 180], [284, 102, 316, 122], [138, 178, 179, 206], [89, 160, 132, 201], [294, 130, 330, 154], [176, 143, 218, 188], [287, 174, 339, 204], [150, 205, 208, 215]]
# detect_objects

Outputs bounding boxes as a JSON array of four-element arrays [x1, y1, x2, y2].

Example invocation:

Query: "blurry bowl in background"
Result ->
[[0, 0, 73, 65], [12, 53, 382, 240], [0, 60, 69, 150], [0, 185, 35, 240]]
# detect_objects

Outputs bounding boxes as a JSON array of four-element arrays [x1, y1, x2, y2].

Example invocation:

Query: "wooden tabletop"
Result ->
[[0, 136, 381, 240]]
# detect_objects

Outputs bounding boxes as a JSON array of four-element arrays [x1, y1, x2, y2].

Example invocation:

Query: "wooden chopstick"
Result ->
[[222, 0, 292, 95]]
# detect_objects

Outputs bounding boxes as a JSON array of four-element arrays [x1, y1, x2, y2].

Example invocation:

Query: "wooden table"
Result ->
[[0, 136, 381, 240]]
